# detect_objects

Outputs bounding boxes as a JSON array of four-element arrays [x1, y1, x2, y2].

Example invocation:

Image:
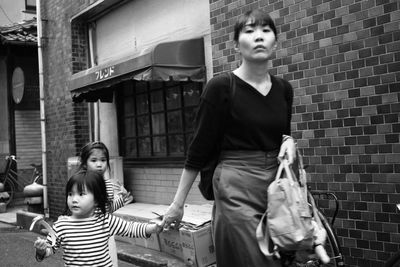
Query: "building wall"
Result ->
[[0, 0, 35, 25], [0, 46, 40, 180], [208, 1, 399, 266], [42, 0, 400, 266], [41, 0, 90, 216], [0, 55, 9, 158], [0, 0, 36, 159], [91, 0, 212, 205]]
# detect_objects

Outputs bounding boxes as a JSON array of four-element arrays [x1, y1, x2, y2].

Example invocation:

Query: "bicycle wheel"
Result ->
[[385, 251, 400, 267], [318, 209, 345, 266], [0, 176, 15, 206]]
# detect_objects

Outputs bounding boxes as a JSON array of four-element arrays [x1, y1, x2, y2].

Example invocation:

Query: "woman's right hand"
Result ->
[[161, 202, 184, 230]]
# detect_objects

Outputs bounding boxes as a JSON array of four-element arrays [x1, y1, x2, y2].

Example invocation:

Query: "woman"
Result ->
[[162, 9, 296, 267]]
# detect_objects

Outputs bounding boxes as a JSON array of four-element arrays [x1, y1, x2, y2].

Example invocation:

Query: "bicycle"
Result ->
[[305, 191, 345, 267], [0, 155, 42, 206], [284, 190, 344, 267]]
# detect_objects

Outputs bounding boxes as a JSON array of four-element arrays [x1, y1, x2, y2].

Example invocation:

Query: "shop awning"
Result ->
[[70, 38, 205, 102]]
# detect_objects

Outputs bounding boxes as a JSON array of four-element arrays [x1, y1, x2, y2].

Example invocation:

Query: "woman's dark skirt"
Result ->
[[212, 150, 282, 267]]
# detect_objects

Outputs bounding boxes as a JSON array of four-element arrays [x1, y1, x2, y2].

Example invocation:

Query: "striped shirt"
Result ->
[[48, 213, 149, 266], [104, 178, 124, 212]]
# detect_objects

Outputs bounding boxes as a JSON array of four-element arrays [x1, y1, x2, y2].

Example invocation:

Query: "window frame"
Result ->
[[25, 0, 36, 13], [116, 79, 203, 167]]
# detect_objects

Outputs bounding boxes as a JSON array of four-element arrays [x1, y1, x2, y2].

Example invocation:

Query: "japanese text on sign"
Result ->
[[95, 66, 115, 81]]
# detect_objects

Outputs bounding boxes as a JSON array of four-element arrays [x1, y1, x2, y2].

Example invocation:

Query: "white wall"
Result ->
[[94, 0, 211, 64], [0, 0, 35, 25]]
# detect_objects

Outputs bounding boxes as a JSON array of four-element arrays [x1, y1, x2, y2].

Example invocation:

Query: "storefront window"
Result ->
[[117, 80, 202, 163]]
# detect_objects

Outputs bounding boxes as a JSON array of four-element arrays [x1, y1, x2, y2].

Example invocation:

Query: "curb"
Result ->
[[117, 251, 168, 267]]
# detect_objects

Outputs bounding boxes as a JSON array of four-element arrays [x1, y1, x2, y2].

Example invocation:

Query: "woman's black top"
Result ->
[[185, 72, 293, 171]]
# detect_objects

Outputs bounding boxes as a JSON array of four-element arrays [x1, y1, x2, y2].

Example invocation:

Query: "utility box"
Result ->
[[67, 156, 80, 178]]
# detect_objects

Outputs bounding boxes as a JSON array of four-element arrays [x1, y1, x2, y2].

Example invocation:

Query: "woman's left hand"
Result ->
[[278, 137, 296, 164]]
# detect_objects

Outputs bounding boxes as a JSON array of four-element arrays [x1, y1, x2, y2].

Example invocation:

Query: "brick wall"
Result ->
[[210, 0, 400, 266], [124, 167, 208, 205], [41, 0, 90, 217]]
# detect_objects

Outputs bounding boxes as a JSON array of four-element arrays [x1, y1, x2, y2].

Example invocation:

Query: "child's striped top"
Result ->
[[48, 213, 149, 267]]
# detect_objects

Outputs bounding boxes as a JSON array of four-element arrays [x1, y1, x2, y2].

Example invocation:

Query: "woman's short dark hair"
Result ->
[[78, 141, 111, 171], [233, 9, 277, 42], [64, 170, 109, 215]]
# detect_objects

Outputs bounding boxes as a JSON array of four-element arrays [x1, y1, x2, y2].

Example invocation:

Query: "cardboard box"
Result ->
[[153, 203, 214, 264], [180, 223, 216, 267], [115, 231, 161, 252], [135, 231, 161, 251], [159, 228, 183, 259]]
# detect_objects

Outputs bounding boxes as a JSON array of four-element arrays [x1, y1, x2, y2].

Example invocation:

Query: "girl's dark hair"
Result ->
[[78, 141, 111, 171], [63, 170, 109, 216], [233, 9, 277, 42]]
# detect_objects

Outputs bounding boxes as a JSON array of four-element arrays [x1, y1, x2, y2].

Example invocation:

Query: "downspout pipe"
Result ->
[[88, 23, 99, 141], [36, 0, 49, 218]]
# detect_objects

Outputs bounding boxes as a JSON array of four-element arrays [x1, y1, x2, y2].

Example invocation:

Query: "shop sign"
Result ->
[[95, 66, 115, 81]]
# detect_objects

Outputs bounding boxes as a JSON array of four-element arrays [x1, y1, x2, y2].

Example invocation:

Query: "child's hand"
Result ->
[[34, 237, 48, 257], [146, 220, 164, 235]]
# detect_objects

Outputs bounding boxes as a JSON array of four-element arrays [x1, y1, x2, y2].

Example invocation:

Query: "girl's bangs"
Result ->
[[67, 175, 87, 194]]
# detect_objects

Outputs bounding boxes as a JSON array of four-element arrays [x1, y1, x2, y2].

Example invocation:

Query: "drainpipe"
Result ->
[[36, 0, 49, 218], [88, 23, 99, 141]]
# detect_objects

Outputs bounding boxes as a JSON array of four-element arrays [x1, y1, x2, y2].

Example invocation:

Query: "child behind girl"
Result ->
[[34, 170, 162, 266], [78, 141, 133, 211]]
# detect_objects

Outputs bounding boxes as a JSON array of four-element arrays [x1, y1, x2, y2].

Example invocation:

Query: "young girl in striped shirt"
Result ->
[[34, 170, 162, 266], [78, 141, 133, 266]]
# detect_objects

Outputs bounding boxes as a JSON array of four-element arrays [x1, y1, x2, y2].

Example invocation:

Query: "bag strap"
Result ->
[[256, 161, 286, 258], [218, 72, 236, 144], [280, 159, 323, 227], [223, 72, 235, 126], [256, 209, 279, 258]]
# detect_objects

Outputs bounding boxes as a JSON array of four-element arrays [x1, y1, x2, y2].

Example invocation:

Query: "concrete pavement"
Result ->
[[0, 225, 140, 267], [0, 226, 65, 266]]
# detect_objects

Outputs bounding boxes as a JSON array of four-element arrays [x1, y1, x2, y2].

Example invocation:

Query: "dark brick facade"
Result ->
[[41, 0, 400, 266], [40, 0, 91, 217], [210, 0, 400, 266]]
